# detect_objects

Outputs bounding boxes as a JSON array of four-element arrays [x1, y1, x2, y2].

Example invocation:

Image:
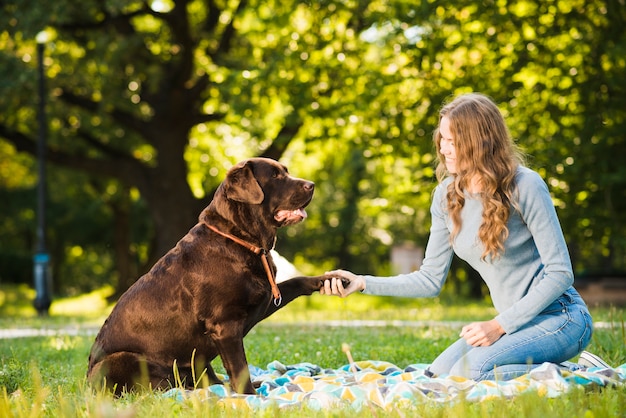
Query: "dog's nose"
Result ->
[[303, 181, 314, 191]]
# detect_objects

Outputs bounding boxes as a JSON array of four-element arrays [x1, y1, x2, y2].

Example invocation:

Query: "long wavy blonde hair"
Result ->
[[433, 93, 525, 261]]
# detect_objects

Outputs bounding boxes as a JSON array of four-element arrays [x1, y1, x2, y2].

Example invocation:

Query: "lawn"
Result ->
[[0, 285, 624, 417]]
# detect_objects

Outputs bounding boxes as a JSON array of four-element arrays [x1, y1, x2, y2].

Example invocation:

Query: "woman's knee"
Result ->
[[449, 357, 482, 380], [428, 338, 472, 377]]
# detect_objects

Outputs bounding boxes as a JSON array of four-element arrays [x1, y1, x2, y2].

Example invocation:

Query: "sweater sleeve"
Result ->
[[362, 184, 454, 297], [494, 170, 574, 333]]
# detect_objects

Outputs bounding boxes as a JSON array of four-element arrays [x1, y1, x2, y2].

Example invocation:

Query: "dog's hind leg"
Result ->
[[88, 352, 173, 396]]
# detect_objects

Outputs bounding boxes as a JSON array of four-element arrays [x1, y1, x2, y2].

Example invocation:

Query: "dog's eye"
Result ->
[[272, 170, 279, 178]]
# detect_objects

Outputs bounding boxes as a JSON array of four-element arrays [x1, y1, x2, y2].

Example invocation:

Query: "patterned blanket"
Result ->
[[164, 360, 625, 411]]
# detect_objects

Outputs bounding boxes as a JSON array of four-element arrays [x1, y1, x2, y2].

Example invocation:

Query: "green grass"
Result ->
[[0, 285, 624, 417]]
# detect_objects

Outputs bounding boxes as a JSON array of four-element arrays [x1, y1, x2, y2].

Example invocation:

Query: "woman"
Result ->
[[322, 92, 608, 380]]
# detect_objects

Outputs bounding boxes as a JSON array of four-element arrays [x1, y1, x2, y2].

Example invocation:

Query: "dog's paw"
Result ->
[[316, 274, 350, 289]]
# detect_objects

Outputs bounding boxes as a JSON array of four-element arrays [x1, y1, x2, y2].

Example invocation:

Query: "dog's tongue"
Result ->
[[275, 208, 308, 223]]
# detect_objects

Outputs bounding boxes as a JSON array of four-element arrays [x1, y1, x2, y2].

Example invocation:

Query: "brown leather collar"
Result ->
[[204, 222, 282, 306]]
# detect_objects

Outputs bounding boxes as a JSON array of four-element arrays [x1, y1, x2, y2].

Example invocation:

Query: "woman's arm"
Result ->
[[323, 183, 454, 298]]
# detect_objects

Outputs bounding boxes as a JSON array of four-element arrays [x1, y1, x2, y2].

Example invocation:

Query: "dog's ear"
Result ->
[[224, 161, 264, 204]]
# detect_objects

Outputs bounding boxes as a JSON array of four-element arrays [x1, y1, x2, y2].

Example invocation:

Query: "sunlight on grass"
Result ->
[[0, 285, 113, 328], [267, 293, 498, 323], [2, 283, 499, 324], [0, 284, 37, 317], [49, 286, 115, 317], [1, 283, 619, 327]]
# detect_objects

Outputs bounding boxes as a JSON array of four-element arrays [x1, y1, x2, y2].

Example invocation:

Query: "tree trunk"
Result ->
[[110, 188, 136, 299], [134, 131, 209, 273]]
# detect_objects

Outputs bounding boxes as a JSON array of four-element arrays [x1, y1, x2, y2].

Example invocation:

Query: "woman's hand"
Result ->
[[320, 269, 365, 297], [459, 319, 505, 347]]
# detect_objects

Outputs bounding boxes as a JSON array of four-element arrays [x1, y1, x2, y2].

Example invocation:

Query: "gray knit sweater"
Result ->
[[362, 166, 577, 334]]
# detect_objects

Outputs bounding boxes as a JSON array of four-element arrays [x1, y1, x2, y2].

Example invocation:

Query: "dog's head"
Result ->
[[211, 157, 314, 228]]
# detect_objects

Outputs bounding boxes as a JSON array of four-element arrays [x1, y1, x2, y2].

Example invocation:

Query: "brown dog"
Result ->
[[87, 157, 332, 395]]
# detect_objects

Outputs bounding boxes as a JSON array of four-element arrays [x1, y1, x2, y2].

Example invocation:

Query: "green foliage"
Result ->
[[0, 285, 36, 317], [0, 0, 625, 297]]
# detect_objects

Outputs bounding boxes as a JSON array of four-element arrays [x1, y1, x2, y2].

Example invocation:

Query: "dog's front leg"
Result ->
[[260, 274, 334, 319], [208, 322, 255, 394]]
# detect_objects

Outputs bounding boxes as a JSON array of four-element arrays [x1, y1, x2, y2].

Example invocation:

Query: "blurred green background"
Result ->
[[1, 0, 625, 307]]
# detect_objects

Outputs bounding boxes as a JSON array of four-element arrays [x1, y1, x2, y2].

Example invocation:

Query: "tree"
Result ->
[[1, 0, 625, 300], [1, 0, 438, 295]]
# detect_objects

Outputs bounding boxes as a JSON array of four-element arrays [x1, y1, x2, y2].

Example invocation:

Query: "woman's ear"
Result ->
[[224, 160, 264, 204]]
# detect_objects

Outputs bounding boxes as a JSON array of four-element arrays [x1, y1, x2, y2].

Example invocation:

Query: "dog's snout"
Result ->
[[303, 181, 314, 192]]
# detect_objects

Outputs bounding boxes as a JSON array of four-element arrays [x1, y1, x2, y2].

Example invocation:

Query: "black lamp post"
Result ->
[[33, 32, 52, 316]]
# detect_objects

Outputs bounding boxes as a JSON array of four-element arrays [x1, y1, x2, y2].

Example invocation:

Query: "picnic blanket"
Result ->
[[163, 360, 625, 411]]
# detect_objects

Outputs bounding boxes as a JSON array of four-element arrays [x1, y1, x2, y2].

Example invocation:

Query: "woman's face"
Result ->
[[439, 116, 457, 174]]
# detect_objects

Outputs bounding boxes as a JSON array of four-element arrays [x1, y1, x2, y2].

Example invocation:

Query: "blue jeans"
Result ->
[[428, 288, 593, 381]]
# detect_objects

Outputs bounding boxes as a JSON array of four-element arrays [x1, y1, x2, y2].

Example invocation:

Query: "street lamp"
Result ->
[[33, 30, 52, 316]]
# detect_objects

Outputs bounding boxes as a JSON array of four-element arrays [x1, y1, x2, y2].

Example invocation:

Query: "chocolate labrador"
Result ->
[[87, 157, 333, 395]]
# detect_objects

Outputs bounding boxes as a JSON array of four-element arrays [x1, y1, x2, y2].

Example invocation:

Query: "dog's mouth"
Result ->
[[274, 208, 308, 225]]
